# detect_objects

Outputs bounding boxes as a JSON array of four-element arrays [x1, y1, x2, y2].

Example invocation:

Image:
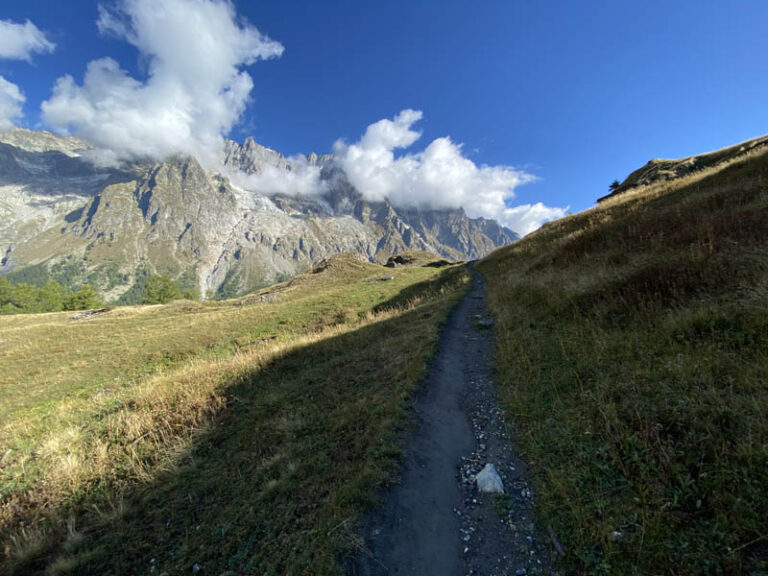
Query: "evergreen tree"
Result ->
[[64, 284, 104, 311], [142, 275, 183, 304], [38, 280, 65, 312]]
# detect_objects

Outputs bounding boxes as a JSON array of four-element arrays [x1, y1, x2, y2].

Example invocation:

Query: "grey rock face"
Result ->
[[221, 137, 288, 174], [0, 131, 518, 300], [0, 128, 91, 157]]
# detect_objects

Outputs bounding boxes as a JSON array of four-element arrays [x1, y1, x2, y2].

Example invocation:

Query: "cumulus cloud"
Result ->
[[0, 19, 55, 129], [496, 202, 568, 236], [331, 109, 566, 235], [41, 0, 283, 165], [0, 19, 55, 61], [0, 76, 25, 129], [235, 109, 565, 235]]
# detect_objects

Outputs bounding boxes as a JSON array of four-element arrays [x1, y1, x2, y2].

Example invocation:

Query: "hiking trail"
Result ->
[[348, 269, 555, 575]]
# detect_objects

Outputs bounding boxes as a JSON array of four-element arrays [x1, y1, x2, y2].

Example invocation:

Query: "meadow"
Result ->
[[1, 255, 469, 574]]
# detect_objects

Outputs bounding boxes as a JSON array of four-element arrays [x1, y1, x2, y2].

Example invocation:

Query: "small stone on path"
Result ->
[[476, 463, 504, 494]]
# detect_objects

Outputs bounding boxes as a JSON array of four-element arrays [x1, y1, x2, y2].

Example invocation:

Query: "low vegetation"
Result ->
[[478, 147, 768, 573], [0, 278, 104, 315], [141, 273, 198, 304], [0, 254, 469, 574], [0, 271, 195, 315]]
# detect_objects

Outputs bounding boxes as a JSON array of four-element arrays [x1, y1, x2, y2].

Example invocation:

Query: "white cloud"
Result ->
[[0, 76, 25, 130], [497, 202, 568, 236], [233, 109, 566, 235], [0, 19, 54, 129], [228, 156, 327, 197], [331, 109, 566, 236], [0, 19, 55, 61], [29, 0, 561, 236], [41, 0, 283, 165]]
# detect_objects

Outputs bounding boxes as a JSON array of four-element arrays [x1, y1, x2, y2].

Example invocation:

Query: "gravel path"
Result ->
[[346, 268, 555, 576]]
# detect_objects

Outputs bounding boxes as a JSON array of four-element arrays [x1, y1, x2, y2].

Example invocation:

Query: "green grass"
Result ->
[[478, 149, 768, 574], [0, 254, 470, 574]]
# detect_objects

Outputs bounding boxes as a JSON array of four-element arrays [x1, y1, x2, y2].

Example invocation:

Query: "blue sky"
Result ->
[[1, 0, 767, 232]]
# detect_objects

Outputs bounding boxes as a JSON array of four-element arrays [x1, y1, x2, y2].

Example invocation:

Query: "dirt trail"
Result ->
[[347, 269, 554, 576]]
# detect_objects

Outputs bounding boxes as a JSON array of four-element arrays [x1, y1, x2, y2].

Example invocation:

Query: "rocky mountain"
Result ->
[[599, 133, 768, 202], [0, 128, 517, 300]]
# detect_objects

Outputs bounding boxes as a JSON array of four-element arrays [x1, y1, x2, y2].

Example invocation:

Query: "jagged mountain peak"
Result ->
[[1, 129, 517, 301], [221, 137, 288, 174], [0, 128, 91, 157]]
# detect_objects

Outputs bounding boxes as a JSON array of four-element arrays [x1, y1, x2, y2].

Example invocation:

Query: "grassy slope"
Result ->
[[478, 150, 768, 574], [0, 255, 469, 575]]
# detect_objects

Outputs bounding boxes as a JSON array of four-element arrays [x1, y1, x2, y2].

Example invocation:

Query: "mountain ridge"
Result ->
[[599, 133, 768, 202], [0, 129, 517, 300]]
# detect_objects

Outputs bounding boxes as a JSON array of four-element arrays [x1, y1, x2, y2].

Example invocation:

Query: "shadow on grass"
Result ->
[[15, 268, 468, 576]]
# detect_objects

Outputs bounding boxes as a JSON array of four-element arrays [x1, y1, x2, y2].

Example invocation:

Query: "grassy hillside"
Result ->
[[478, 147, 768, 574], [0, 254, 469, 575]]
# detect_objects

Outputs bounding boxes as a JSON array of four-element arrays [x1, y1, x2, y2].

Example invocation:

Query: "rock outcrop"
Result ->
[[598, 133, 768, 202]]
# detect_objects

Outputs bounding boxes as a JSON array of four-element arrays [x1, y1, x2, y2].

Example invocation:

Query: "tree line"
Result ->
[[0, 274, 198, 315], [0, 278, 104, 315]]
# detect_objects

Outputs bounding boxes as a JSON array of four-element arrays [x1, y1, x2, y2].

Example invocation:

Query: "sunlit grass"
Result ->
[[0, 254, 470, 574]]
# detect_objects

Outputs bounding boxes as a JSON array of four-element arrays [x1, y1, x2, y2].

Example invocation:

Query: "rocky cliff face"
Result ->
[[0, 129, 517, 300]]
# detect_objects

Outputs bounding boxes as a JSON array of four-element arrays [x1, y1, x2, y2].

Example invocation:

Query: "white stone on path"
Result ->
[[476, 463, 504, 494]]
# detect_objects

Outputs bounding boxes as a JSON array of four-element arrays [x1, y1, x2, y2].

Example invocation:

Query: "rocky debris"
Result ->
[[476, 463, 504, 493], [375, 276, 394, 282], [384, 252, 455, 268], [235, 292, 281, 306], [69, 308, 113, 321], [384, 254, 418, 267], [423, 258, 454, 268]]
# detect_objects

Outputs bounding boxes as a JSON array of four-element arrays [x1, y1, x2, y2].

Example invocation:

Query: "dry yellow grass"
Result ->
[[1, 256, 470, 574]]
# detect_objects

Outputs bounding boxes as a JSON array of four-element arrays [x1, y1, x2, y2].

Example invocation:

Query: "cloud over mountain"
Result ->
[[334, 110, 566, 234], [41, 0, 283, 165], [36, 3, 563, 235], [0, 19, 56, 129], [240, 109, 567, 235]]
